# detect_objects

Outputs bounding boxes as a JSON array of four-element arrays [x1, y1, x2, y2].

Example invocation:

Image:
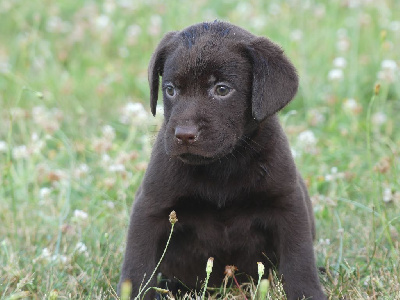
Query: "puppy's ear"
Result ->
[[148, 32, 177, 116], [245, 37, 298, 121]]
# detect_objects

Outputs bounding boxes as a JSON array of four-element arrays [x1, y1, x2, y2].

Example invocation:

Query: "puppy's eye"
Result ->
[[165, 86, 176, 97], [215, 85, 231, 96]]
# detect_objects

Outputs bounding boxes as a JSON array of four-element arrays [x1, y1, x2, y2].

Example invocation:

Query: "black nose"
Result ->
[[175, 126, 198, 144]]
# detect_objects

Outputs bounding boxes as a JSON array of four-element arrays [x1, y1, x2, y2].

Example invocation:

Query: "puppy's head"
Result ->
[[148, 21, 298, 165]]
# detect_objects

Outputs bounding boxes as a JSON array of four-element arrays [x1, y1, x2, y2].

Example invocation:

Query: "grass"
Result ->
[[0, 0, 400, 299]]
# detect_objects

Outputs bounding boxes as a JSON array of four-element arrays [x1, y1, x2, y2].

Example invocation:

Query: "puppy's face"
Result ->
[[148, 22, 299, 165], [161, 41, 253, 165]]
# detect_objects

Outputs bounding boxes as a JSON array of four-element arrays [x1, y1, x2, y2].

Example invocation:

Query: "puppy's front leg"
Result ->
[[118, 196, 167, 300], [277, 195, 327, 300]]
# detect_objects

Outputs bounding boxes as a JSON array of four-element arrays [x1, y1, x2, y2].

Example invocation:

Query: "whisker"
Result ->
[[242, 135, 267, 151], [239, 137, 260, 154], [232, 148, 246, 159], [260, 163, 276, 183]]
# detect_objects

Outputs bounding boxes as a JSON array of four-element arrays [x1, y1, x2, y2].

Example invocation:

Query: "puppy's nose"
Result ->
[[175, 126, 198, 144]]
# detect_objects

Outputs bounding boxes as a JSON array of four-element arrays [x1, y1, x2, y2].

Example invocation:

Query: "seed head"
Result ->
[[224, 265, 238, 278], [374, 83, 381, 95], [169, 211, 178, 224], [49, 290, 59, 300], [206, 257, 214, 274], [152, 287, 169, 294], [257, 262, 265, 277], [120, 280, 132, 300]]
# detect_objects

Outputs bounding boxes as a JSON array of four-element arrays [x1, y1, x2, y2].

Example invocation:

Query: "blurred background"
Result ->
[[0, 0, 399, 299]]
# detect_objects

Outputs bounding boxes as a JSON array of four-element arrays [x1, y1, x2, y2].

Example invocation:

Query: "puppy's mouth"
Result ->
[[177, 153, 219, 165]]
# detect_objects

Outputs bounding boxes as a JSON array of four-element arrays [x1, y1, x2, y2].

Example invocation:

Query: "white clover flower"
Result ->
[[103, 0, 116, 14], [333, 57, 347, 69], [318, 238, 331, 245], [104, 201, 115, 209], [10, 107, 25, 119], [389, 21, 400, 32], [314, 4, 326, 18], [381, 59, 397, 71], [52, 254, 68, 264], [108, 163, 125, 172], [32, 106, 46, 121], [0, 140, 7, 152], [96, 15, 110, 29], [325, 167, 344, 182], [336, 38, 350, 52], [46, 16, 71, 33], [31, 135, 45, 155], [156, 105, 164, 116], [342, 98, 361, 114], [290, 148, 298, 158], [364, 276, 370, 286], [39, 187, 52, 200], [34, 247, 68, 264], [377, 60, 398, 83], [348, 0, 361, 8], [101, 154, 111, 165], [297, 130, 317, 146], [0, 1, 13, 13], [92, 137, 112, 153], [325, 174, 334, 182], [328, 69, 344, 81], [42, 247, 51, 258], [343, 98, 356, 110], [12, 145, 29, 159], [0, 53, 11, 73], [119, 101, 149, 124], [32, 106, 62, 133], [251, 17, 266, 30], [75, 242, 88, 254], [126, 24, 141, 44], [383, 187, 392, 203], [117, 0, 137, 10], [308, 108, 325, 126], [290, 29, 303, 42], [73, 209, 88, 220], [372, 112, 387, 125], [377, 70, 396, 83], [148, 15, 162, 36], [74, 164, 90, 178], [102, 125, 116, 141]]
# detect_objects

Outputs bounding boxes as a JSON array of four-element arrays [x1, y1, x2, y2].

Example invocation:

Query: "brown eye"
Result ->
[[165, 86, 176, 97], [215, 85, 230, 96]]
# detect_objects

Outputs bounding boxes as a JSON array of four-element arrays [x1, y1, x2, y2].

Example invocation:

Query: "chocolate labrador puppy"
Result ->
[[119, 21, 326, 299]]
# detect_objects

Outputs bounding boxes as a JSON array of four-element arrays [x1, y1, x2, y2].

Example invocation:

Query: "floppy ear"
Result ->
[[245, 37, 299, 121], [148, 32, 177, 116]]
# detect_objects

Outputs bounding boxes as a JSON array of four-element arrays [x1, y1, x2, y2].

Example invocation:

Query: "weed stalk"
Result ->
[[254, 262, 265, 300], [201, 257, 214, 300], [135, 211, 178, 300]]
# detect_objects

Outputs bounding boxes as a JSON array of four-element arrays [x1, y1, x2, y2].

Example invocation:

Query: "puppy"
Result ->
[[119, 21, 326, 300]]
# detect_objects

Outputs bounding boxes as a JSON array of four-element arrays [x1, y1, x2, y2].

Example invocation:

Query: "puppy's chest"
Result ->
[[169, 200, 275, 253]]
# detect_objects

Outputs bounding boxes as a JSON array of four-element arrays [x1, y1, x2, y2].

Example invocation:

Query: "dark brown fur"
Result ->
[[119, 21, 326, 299]]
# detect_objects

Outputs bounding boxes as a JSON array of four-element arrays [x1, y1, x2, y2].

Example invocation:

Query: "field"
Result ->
[[1, 0, 399, 299]]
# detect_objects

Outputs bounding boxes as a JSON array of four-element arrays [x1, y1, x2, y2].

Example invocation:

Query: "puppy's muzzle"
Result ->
[[174, 125, 198, 144]]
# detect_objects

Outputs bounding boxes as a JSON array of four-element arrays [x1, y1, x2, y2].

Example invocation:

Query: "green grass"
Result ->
[[1, 0, 400, 299]]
